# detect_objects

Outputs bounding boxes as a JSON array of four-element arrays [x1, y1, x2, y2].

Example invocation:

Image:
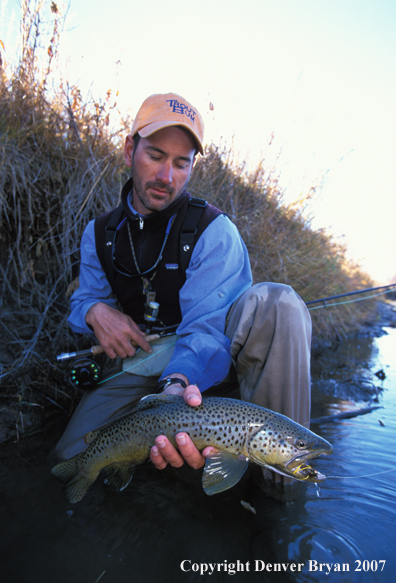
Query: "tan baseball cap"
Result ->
[[131, 93, 204, 155]]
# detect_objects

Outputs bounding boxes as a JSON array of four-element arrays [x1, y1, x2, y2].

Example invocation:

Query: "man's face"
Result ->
[[124, 126, 196, 215]]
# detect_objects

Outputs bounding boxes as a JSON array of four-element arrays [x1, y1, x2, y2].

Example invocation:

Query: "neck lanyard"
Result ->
[[126, 213, 177, 277]]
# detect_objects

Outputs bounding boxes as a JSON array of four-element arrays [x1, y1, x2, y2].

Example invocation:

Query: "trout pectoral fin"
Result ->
[[202, 451, 249, 496], [102, 463, 136, 492]]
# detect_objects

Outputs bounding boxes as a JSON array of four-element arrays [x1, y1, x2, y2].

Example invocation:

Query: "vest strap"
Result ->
[[102, 196, 208, 289], [179, 197, 207, 272], [104, 203, 124, 291]]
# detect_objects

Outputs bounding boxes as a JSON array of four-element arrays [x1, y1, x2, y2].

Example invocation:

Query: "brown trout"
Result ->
[[52, 395, 332, 503]]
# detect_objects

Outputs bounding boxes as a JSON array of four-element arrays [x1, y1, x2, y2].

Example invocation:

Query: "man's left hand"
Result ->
[[150, 382, 216, 470]]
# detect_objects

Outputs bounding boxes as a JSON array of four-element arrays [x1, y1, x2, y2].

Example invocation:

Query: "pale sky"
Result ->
[[2, 0, 396, 283]]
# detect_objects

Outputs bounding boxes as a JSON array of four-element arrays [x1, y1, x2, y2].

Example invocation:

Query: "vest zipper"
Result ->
[[139, 217, 144, 230]]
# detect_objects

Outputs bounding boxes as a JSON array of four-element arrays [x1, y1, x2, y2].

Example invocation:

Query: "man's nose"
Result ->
[[156, 161, 173, 184]]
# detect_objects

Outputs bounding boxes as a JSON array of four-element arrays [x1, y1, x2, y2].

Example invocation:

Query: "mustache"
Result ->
[[146, 181, 174, 194]]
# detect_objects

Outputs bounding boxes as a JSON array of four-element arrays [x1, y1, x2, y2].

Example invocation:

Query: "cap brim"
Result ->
[[138, 121, 204, 155]]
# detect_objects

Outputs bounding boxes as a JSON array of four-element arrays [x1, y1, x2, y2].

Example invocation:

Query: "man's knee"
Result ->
[[227, 282, 312, 353], [241, 282, 309, 318], [247, 282, 299, 304]]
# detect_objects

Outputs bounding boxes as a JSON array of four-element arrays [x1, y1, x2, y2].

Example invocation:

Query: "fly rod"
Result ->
[[56, 333, 160, 362]]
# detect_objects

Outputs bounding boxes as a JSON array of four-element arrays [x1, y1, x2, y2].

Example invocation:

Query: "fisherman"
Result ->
[[56, 92, 312, 502]]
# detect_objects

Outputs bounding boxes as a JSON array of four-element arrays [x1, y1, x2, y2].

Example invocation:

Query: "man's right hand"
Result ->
[[85, 302, 152, 359]]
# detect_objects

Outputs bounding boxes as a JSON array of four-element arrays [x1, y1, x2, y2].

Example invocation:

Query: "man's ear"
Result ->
[[124, 134, 134, 167]]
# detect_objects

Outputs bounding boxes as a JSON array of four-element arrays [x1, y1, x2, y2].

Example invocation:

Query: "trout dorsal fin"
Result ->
[[120, 394, 183, 416], [102, 394, 183, 421]]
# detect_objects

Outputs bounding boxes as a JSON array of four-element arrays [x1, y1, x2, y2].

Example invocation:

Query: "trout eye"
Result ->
[[286, 436, 309, 449], [296, 439, 308, 449]]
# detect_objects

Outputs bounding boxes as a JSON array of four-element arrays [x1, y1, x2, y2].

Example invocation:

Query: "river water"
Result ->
[[1, 326, 395, 583]]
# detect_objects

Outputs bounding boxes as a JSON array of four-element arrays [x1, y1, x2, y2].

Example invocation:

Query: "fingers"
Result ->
[[202, 446, 218, 457], [85, 303, 153, 358], [163, 383, 202, 408], [150, 386, 204, 470], [175, 433, 206, 469], [183, 384, 202, 407], [129, 325, 153, 354], [150, 443, 170, 470], [150, 436, 184, 469], [150, 433, 206, 470]]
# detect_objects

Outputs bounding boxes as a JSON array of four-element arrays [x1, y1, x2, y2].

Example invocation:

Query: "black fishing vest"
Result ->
[[95, 178, 223, 329]]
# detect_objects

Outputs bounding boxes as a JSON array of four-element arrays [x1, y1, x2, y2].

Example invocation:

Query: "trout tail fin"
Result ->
[[51, 456, 95, 504]]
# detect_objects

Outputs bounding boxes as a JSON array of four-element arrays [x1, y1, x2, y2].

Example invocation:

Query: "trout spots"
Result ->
[[53, 396, 332, 504]]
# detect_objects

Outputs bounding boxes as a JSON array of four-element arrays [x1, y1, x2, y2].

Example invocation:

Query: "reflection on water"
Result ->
[[1, 329, 395, 583]]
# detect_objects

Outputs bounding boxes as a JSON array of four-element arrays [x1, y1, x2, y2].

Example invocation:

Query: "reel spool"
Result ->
[[69, 358, 101, 389]]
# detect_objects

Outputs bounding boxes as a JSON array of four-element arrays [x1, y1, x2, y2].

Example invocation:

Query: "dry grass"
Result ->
[[0, 1, 377, 438], [0, 1, 128, 430], [189, 145, 375, 344]]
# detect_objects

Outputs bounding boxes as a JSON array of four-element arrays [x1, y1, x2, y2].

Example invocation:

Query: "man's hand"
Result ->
[[150, 382, 217, 470], [85, 302, 152, 359]]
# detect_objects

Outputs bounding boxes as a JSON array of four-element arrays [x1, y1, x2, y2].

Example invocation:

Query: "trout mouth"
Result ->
[[288, 462, 327, 482], [284, 449, 332, 483]]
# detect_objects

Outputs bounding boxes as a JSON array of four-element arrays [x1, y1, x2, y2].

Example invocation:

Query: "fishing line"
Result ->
[[306, 283, 396, 306], [326, 467, 396, 480], [308, 287, 396, 311], [315, 467, 396, 497], [97, 340, 178, 385]]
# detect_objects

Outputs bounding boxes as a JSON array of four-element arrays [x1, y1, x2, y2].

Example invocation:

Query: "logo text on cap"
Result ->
[[166, 100, 196, 123]]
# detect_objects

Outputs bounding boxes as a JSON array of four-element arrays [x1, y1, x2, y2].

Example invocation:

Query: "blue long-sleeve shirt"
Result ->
[[68, 213, 252, 390]]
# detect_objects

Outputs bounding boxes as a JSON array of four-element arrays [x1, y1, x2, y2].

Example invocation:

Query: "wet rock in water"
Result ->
[[312, 378, 381, 402]]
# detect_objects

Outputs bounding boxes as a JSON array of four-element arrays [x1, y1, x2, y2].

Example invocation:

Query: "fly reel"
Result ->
[[69, 358, 101, 389]]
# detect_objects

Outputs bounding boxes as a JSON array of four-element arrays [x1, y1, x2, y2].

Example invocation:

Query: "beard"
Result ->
[[130, 157, 189, 214]]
